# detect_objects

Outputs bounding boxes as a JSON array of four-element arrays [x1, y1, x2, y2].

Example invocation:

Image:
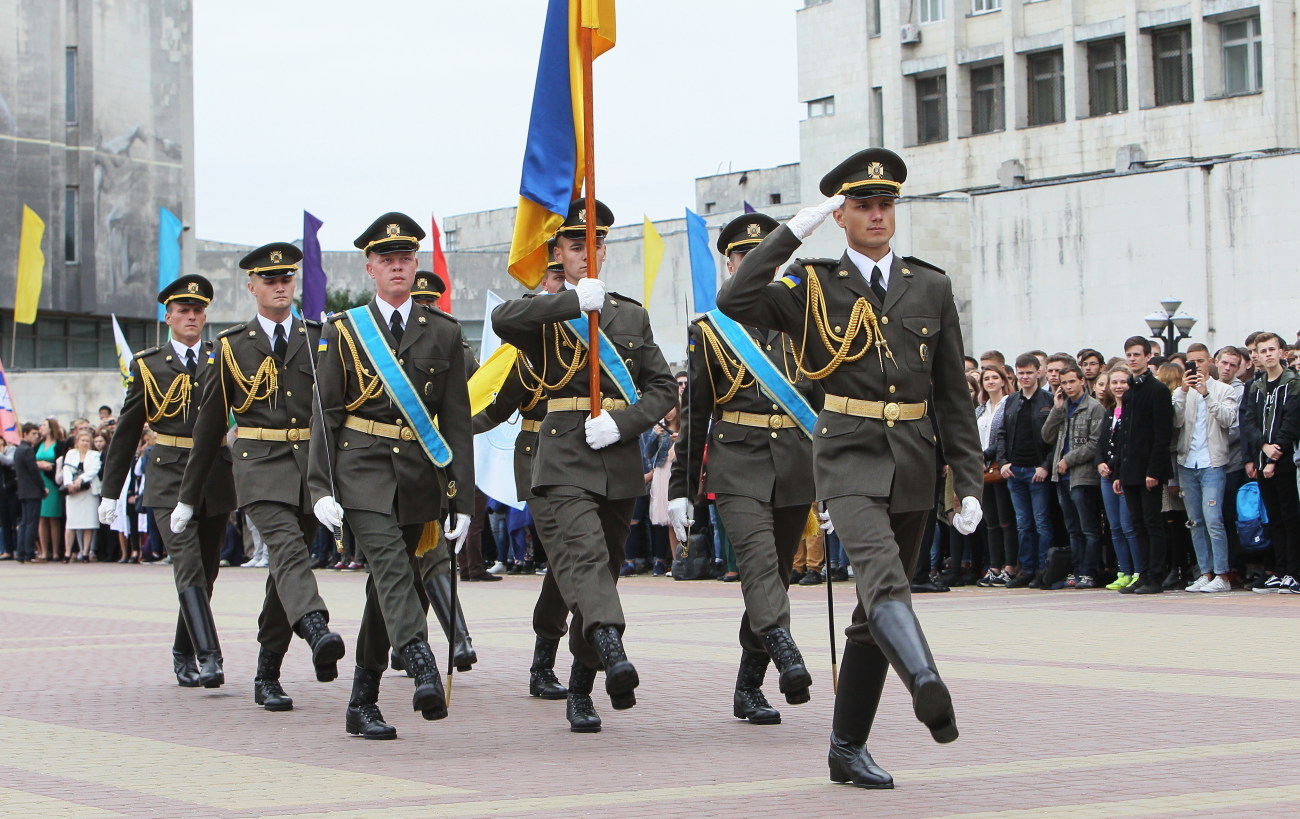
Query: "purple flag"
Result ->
[[302, 211, 326, 319], [743, 201, 755, 214]]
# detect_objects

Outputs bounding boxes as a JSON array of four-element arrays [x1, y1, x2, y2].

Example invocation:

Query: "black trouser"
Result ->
[[1122, 482, 1167, 582], [17, 498, 40, 561], [1257, 463, 1300, 577], [0, 488, 19, 555], [1223, 468, 1247, 572], [982, 480, 1015, 568]]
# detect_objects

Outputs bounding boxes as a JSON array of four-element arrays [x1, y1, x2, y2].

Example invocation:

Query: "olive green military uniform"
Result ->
[[308, 299, 474, 674], [491, 288, 676, 669], [179, 315, 329, 655]]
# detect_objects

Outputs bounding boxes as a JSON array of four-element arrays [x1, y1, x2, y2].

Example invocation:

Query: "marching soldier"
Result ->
[[170, 243, 345, 712], [98, 275, 237, 689], [492, 200, 676, 732], [716, 149, 983, 788], [309, 213, 474, 740], [476, 259, 571, 701], [667, 212, 821, 725]]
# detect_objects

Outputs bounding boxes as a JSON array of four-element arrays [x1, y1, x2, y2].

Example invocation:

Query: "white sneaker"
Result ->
[[253, 557, 269, 568], [1200, 576, 1231, 593], [241, 558, 258, 568], [487, 561, 507, 575], [1279, 575, 1300, 594], [1184, 575, 1212, 592]]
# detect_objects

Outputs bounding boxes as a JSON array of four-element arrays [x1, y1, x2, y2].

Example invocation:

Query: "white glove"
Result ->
[[98, 497, 118, 526], [668, 497, 694, 544], [445, 512, 472, 553], [818, 509, 834, 535], [314, 496, 345, 530], [787, 194, 845, 240], [576, 277, 606, 312], [584, 411, 620, 450], [952, 496, 983, 536], [168, 502, 194, 534]]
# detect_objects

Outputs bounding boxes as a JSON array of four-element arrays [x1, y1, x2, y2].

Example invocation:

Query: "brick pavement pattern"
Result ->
[[0, 563, 1296, 818]]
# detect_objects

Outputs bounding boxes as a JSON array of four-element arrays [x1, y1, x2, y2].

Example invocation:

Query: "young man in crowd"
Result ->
[[1241, 332, 1300, 593], [1215, 345, 1249, 574], [1077, 349, 1105, 390], [998, 353, 1055, 587], [1118, 337, 1175, 594], [1044, 353, 1075, 392], [1042, 363, 1104, 588], [1173, 343, 1239, 593]]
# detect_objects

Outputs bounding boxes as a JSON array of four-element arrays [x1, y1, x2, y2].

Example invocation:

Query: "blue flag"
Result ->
[[302, 211, 326, 320], [743, 201, 755, 214], [686, 208, 716, 314], [157, 207, 183, 320]]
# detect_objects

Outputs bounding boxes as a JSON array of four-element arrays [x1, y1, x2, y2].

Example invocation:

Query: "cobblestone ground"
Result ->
[[0, 562, 1297, 818]]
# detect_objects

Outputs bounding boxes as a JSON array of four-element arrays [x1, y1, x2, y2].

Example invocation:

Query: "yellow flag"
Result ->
[[643, 216, 664, 303], [14, 205, 46, 325], [468, 344, 520, 417]]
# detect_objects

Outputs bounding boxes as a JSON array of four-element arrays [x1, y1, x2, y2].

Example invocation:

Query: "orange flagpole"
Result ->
[[580, 4, 601, 417]]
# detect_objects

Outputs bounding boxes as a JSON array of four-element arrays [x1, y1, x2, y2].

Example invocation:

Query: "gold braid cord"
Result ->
[[335, 322, 385, 411], [219, 337, 279, 414], [518, 322, 586, 395], [797, 264, 893, 380], [138, 360, 192, 424], [696, 322, 755, 405], [513, 355, 547, 412]]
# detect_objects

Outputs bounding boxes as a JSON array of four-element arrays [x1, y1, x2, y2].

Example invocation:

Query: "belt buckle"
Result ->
[[286, 428, 301, 442], [767, 414, 783, 430], [601, 397, 615, 411], [400, 426, 415, 441], [883, 402, 901, 423]]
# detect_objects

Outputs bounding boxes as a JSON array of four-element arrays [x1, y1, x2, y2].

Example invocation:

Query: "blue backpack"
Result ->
[[1236, 481, 1271, 553]]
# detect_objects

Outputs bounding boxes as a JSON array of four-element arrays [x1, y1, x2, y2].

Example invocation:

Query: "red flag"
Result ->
[[431, 214, 451, 314]]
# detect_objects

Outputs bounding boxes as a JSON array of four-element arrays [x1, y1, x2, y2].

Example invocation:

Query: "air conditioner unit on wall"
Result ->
[[900, 24, 921, 45]]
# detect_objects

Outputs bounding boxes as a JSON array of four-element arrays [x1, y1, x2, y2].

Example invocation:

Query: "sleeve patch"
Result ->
[[318, 338, 329, 353], [779, 275, 802, 289]]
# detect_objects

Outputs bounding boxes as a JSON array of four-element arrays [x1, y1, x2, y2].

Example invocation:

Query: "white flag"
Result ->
[[474, 290, 526, 510]]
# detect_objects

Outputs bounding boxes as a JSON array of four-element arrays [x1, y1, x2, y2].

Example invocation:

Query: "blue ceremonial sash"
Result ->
[[562, 317, 639, 405], [702, 310, 817, 439], [345, 306, 453, 467]]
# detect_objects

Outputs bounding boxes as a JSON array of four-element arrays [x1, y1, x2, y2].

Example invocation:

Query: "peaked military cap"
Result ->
[[412, 270, 446, 300], [819, 148, 908, 199], [546, 260, 564, 273], [239, 242, 301, 277], [354, 212, 425, 254], [556, 198, 614, 238], [716, 213, 780, 256], [158, 274, 213, 307]]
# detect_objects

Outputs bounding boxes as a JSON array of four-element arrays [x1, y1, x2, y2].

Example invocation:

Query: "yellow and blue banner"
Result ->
[[14, 205, 45, 325], [157, 206, 184, 321], [508, 0, 616, 289], [686, 208, 716, 314], [110, 314, 134, 391], [643, 216, 664, 303]]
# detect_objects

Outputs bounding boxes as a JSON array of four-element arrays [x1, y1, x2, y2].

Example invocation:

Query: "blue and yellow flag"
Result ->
[[508, 0, 616, 289]]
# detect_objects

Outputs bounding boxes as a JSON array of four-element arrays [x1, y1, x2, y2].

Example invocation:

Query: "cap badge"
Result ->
[[746, 223, 762, 237], [416, 278, 427, 289], [269, 250, 283, 263], [386, 223, 400, 237], [577, 208, 587, 223], [186, 282, 199, 294], [867, 162, 886, 180]]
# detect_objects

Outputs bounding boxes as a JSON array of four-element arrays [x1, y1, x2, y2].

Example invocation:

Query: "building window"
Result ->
[[0, 314, 152, 370], [915, 74, 948, 144], [972, 0, 1001, 13], [1222, 16, 1262, 95], [807, 96, 835, 118], [970, 63, 1004, 134], [1153, 27, 1193, 106], [869, 0, 881, 36], [919, 0, 944, 24], [64, 187, 78, 263], [1087, 38, 1128, 116], [803, 0, 831, 6], [1027, 50, 1065, 126], [769, 193, 782, 205], [444, 228, 457, 251], [870, 87, 884, 147], [704, 202, 716, 214], [65, 47, 77, 125]]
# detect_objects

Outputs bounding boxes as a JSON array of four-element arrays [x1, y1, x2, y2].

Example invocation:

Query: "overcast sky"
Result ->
[[193, 0, 804, 251]]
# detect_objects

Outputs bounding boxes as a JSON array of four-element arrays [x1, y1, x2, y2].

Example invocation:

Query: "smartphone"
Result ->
[[1184, 360, 1197, 375]]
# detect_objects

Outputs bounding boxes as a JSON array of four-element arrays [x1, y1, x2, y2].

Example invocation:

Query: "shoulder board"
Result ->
[[131, 346, 161, 361], [793, 257, 839, 268], [416, 303, 459, 323], [303, 318, 322, 328], [609, 292, 642, 307], [522, 292, 539, 300], [902, 255, 946, 275], [216, 323, 247, 339], [203, 340, 214, 350], [326, 312, 347, 324]]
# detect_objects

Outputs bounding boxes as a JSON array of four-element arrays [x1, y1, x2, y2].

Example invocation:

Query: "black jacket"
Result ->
[[1241, 369, 1300, 470], [995, 388, 1054, 471], [14, 442, 44, 501], [1117, 371, 1174, 484]]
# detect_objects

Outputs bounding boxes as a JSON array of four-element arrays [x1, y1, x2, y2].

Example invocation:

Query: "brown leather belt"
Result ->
[[719, 410, 799, 430], [344, 415, 416, 441], [236, 426, 311, 442], [153, 434, 193, 449], [823, 394, 928, 424], [520, 419, 542, 433], [547, 396, 628, 412]]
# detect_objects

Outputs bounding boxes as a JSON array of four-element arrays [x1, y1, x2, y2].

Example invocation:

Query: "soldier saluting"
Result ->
[[668, 212, 822, 726], [309, 213, 474, 740], [170, 242, 345, 712], [99, 275, 237, 689], [716, 149, 983, 789]]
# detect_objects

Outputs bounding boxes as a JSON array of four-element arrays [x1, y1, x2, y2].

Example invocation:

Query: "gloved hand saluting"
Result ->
[[668, 497, 694, 544], [786, 194, 846, 240], [952, 496, 983, 535]]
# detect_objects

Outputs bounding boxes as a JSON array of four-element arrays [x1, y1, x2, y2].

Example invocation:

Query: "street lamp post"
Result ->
[[1144, 298, 1198, 356]]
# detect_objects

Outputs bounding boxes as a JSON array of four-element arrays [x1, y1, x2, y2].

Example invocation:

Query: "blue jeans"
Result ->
[[1100, 479, 1140, 574], [489, 511, 509, 563], [1178, 464, 1229, 576], [1057, 480, 1103, 577], [826, 531, 847, 569], [1007, 466, 1053, 572]]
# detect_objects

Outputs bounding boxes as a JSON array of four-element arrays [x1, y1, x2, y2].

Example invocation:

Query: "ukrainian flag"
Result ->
[[508, 0, 616, 289]]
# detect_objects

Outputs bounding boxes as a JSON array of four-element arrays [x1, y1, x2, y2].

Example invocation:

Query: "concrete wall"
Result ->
[[8, 369, 125, 426]]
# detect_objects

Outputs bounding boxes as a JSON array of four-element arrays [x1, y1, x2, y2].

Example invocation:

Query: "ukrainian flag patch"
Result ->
[[779, 275, 802, 288]]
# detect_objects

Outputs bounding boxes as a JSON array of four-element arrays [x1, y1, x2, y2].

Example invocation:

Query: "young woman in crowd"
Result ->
[[976, 365, 1017, 586], [34, 418, 67, 562], [1097, 365, 1141, 589], [62, 429, 101, 562]]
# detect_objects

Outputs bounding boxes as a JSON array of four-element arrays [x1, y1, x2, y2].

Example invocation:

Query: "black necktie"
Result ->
[[273, 324, 287, 361], [389, 311, 404, 346], [184, 348, 197, 377], [870, 264, 887, 303]]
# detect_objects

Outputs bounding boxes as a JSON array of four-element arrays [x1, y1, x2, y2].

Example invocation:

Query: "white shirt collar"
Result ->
[[563, 280, 577, 291], [169, 338, 202, 362], [374, 296, 412, 329], [255, 313, 294, 341], [845, 247, 894, 290]]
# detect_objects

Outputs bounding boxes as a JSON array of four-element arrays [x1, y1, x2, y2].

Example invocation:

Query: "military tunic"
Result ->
[[491, 288, 676, 669], [717, 225, 981, 643]]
